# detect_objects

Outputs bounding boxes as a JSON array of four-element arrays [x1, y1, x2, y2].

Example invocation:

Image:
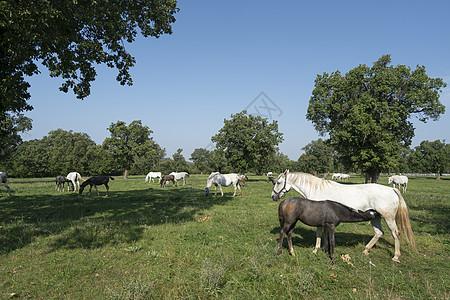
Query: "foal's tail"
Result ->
[[394, 189, 416, 249]]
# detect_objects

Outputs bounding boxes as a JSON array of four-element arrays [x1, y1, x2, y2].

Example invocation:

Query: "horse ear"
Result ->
[[284, 169, 289, 175]]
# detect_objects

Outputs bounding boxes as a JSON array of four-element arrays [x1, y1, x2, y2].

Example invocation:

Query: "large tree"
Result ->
[[211, 110, 284, 174], [0, 0, 178, 142], [306, 55, 446, 183], [103, 120, 162, 178]]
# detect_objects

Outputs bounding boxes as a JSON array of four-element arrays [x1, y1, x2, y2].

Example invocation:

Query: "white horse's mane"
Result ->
[[288, 172, 336, 194]]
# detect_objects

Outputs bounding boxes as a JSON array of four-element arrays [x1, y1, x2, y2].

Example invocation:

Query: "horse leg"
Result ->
[[363, 217, 384, 256], [327, 224, 336, 261], [384, 217, 401, 262], [286, 222, 297, 256], [313, 227, 323, 254], [219, 185, 224, 197], [277, 224, 288, 255], [88, 185, 93, 196], [237, 182, 242, 196], [105, 184, 109, 197]]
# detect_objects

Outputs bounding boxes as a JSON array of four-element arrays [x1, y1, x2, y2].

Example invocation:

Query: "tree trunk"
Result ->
[[436, 172, 441, 180], [124, 169, 129, 179], [365, 169, 380, 184]]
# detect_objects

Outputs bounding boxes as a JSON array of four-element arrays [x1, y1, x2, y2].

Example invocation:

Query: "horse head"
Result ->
[[271, 169, 291, 201]]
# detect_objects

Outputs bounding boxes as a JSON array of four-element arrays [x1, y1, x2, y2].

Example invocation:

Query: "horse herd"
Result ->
[[1, 170, 415, 263]]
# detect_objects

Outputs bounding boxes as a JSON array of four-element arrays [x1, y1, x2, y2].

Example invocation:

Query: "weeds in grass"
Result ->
[[109, 279, 153, 300], [201, 259, 226, 297]]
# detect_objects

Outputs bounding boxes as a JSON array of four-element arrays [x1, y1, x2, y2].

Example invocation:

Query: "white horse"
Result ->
[[388, 175, 408, 193], [271, 170, 415, 262], [1, 172, 11, 196], [205, 173, 242, 197], [339, 173, 350, 182], [331, 173, 341, 180], [169, 172, 189, 186], [66, 172, 84, 192], [145, 172, 162, 183]]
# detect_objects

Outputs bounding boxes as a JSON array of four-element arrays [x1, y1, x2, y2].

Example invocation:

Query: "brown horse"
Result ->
[[160, 175, 176, 187]]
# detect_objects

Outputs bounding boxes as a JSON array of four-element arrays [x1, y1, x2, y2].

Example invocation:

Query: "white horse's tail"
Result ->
[[394, 189, 416, 249], [145, 175, 149, 183]]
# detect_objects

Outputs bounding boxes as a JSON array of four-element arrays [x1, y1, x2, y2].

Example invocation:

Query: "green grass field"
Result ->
[[1, 174, 449, 299]]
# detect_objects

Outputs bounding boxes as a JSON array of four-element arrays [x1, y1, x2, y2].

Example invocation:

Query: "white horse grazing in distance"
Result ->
[[170, 172, 189, 186], [388, 175, 408, 193], [145, 172, 162, 183], [331, 173, 341, 180], [1, 172, 11, 196], [66, 172, 84, 192], [339, 174, 350, 182], [205, 173, 242, 197]]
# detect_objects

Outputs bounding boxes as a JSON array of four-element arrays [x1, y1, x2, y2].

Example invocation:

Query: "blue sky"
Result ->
[[24, 0, 450, 160]]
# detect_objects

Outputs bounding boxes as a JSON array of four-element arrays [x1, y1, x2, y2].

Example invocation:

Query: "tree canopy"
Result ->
[[211, 111, 284, 174], [297, 139, 335, 175], [306, 55, 446, 183], [103, 120, 164, 178], [0, 0, 178, 143]]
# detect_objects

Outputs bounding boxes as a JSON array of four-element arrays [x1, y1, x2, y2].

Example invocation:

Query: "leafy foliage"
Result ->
[[408, 140, 450, 178], [211, 111, 284, 174], [297, 139, 335, 174], [306, 55, 446, 182], [0, 0, 178, 151], [103, 120, 164, 178]]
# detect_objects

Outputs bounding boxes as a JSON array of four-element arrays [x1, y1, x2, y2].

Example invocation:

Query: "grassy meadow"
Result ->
[[0, 174, 449, 299]]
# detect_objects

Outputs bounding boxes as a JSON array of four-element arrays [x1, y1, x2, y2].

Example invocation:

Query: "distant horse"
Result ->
[[205, 173, 242, 197], [55, 175, 73, 192], [160, 175, 176, 188], [79, 176, 114, 197], [67, 172, 85, 192], [278, 197, 380, 260], [0, 172, 11, 196], [169, 172, 189, 186], [388, 175, 408, 193], [145, 172, 162, 183], [331, 173, 341, 180], [271, 170, 415, 262], [339, 174, 350, 182]]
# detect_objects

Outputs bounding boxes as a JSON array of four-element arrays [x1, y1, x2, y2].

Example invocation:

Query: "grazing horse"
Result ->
[[160, 175, 176, 187], [388, 175, 408, 193], [278, 197, 380, 260], [205, 173, 242, 197], [339, 174, 350, 182], [0, 172, 11, 196], [271, 170, 415, 262], [331, 173, 341, 180], [145, 172, 162, 183], [169, 172, 189, 186], [55, 175, 73, 192], [79, 176, 114, 197], [67, 172, 84, 192]]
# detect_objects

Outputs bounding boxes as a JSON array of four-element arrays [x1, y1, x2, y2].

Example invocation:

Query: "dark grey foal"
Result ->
[[79, 176, 114, 197], [277, 197, 380, 260]]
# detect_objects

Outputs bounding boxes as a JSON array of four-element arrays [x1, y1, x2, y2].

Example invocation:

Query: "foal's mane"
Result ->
[[288, 172, 335, 193]]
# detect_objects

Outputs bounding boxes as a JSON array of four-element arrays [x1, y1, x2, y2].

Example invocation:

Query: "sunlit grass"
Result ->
[[0, 174, 449, 299]]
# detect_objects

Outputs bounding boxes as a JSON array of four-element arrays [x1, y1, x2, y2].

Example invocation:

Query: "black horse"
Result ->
[[160, 175, 175, 187], [277, 197, 380, 261], [79, 176, 114, 197], [55, 175, 73, 192]]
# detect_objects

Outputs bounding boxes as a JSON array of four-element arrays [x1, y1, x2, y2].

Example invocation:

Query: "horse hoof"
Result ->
[[363, 249, 370, 256], [289, 251, 295, 256], [392, 257, 400, 263], [312, 249, 318, 254]]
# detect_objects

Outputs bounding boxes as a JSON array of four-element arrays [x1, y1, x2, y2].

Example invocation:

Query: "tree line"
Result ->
[[1, 114, 448, 179]]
